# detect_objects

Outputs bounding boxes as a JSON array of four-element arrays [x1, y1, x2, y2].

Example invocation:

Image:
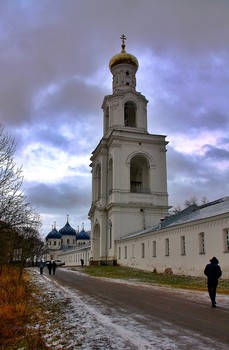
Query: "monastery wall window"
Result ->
[[130, 155, 149, 193], [152, 241, 156, 257], [124, 101, 136, 127], [124, 246, 127, 259], [53, 241, 56, 246], [67, 239, 69, 245], [132, 244, 135, 258], [118, 246, 121, 259], [199, 232, 205, 254], [223, 228, 229, 252], [181, 236, 186, 255], [165, 238, 170, 256], [141, 243, 145, 258]]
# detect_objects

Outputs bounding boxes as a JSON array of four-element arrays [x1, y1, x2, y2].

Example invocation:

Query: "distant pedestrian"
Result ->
[[204, 257, 222, 308], [47, 261, 52, 275], [52, 260, 57, 275], [39, 260, 45, 274], [80, 259, 84, 267]]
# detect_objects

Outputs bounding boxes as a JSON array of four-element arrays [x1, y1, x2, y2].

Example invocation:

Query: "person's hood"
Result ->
[[210, 257, 219, 264]]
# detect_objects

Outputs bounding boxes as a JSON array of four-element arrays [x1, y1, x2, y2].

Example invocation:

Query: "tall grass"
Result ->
[[0, 266, 48, 350]]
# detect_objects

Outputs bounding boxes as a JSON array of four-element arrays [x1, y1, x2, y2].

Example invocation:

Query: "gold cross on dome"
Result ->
[[120, 34, 126, 52]]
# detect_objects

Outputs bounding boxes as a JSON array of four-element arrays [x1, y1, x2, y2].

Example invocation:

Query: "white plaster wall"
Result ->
[[117, 214, 229, 278], [58, 246, 91, 267]]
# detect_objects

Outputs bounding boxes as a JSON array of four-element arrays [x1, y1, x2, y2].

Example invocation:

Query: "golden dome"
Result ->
[[109, 34, 139, 71]]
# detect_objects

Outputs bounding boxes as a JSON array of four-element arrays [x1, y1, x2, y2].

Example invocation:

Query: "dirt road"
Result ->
[[47, 267, 229, 349]]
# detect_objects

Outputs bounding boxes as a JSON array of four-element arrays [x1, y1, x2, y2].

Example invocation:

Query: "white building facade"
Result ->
[[89, 35, 169, 265], [52, 37, 229, 277], [116, 198, 229, 278]]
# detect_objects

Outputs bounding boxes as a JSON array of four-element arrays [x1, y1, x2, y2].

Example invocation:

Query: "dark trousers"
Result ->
[[208, 283, 217, 305]]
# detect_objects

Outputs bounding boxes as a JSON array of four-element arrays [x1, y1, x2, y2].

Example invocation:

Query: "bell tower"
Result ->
[[89, 36, 169, 265]]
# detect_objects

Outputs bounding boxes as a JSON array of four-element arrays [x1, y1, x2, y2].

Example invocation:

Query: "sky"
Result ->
[[1, 0, 229, 237]]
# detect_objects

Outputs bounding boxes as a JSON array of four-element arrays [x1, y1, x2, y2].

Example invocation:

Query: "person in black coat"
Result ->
[[46, 261, 52, 275], [204, 257, 222, 307], [52, 260, 57, 275]]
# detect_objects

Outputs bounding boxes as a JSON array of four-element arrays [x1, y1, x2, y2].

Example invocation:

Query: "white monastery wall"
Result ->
[[58, 246, 91, 267], [117, 214, 229, 278]]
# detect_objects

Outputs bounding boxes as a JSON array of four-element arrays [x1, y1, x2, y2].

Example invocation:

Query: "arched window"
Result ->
[[108, 158, 113, 194], [104, 106, 109, 132], [93, 223, 100, 259], [130, 155, 149, 193], [95, 164, 101, 200], [108, 220, 112, 249], [124, 101, 136, 127]]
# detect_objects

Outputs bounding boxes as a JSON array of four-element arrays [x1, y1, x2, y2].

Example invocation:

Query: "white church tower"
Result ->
[[89, 35, 169, 265]]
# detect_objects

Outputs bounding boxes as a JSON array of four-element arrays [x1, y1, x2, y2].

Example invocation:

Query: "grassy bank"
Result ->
[[82, 265, 229, 293], [0, 266, 49, 350]]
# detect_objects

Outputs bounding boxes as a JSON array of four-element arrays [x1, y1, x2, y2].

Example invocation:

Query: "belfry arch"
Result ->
[[130, 155, 150, 193], [124, 101, 136, 127]]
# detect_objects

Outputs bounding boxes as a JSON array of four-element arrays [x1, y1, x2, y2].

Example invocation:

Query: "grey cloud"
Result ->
[[38, 78, 103, 119], [167, 145, 229, 207], [144, 52, 229, 136], [202, 144, 229, 161], [26, 180, 91, 212]]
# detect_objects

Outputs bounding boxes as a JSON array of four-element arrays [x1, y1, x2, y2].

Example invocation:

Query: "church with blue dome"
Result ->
[[45, 216, 91, 264]]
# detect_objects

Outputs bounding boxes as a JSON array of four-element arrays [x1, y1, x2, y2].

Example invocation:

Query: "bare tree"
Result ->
[[15, 223, 44, 282], [184, 196, 198, 208], [170, 205, 182, 214], [201, 196, 209, 204], [0, 125, 25, 228], [170, 196, 209, 215], [0, 124, 42, 275]]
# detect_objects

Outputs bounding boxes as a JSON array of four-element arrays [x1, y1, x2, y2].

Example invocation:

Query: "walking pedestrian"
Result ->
[[204, 257, 222, 308], [47, 261, 52, 275], [38, 260, 45, 274], [52, 260, 57, 275]]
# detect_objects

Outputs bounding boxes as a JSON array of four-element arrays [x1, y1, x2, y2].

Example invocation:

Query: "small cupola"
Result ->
[[45, 222, 61, 241], [76, 223, 90, 241], [109, 34, 139, 92]]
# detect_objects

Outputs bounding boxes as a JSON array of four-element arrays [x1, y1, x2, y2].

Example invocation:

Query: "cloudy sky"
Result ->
[[1, 0, 228, 236]]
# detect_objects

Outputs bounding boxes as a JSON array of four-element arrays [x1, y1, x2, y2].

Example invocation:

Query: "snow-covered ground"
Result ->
[[29, 268, 229, 350]]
